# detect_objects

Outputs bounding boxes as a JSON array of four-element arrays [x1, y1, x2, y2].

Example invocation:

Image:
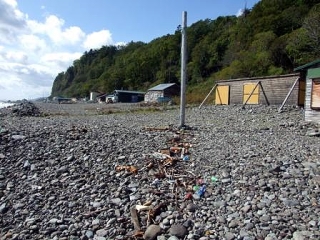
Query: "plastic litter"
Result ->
[[183, 155, 190, 161], [193, 185, 200, 191], [211, 176, 218, 183], [196, 185, 206, 197], [185, 192, 193, 200], [197, 178, 204, 185], [151, 178, 161, 186]]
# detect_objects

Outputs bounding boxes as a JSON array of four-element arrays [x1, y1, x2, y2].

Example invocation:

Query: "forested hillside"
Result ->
[[51, 0, 320, 102]]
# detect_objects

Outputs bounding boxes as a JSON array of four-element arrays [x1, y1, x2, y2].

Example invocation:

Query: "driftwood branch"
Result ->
[[130, 206, 141, 231], [81, 207, 108, 217]]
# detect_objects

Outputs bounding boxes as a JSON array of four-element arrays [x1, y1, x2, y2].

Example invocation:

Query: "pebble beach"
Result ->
[[0, 101, 319, 240]]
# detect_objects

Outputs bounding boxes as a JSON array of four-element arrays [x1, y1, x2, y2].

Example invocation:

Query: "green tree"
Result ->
[[303, 3, 320, 54]]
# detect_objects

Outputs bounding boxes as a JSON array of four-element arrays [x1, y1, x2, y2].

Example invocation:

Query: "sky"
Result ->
[[0, 0, 260, 101]]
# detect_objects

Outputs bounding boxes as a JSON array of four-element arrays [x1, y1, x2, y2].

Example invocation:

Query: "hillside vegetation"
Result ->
[[51, 0, 320, 103]]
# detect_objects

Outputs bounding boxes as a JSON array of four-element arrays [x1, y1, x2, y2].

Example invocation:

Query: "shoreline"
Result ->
[[0, 102, 15, 109]]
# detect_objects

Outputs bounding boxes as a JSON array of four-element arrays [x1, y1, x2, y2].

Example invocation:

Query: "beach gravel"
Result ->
[[0, 101, 319, 239]]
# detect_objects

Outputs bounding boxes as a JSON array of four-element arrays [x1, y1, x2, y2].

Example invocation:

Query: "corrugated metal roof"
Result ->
[[148, 83, 177, 91], [294, 59, 320, 71]]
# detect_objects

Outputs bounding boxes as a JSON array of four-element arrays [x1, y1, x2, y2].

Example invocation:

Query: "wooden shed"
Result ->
[[90, 91, 102, 101], [144, 83, 180, 103], [294, 59, 320, 123], [212, 73, 305, 106]]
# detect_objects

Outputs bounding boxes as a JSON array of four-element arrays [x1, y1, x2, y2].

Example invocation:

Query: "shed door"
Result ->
[[243, 83, 259, 104], [311, 79, 320, 109], [215, 85, 229, 105]]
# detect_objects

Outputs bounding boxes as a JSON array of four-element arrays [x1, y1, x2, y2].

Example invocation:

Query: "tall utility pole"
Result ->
[[180, 11, 187, 128]]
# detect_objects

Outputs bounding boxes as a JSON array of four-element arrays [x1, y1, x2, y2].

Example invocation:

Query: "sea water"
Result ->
[[0, 102, 14, 109]]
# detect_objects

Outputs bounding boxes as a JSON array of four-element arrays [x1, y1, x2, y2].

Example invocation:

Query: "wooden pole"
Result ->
[[199, 84, 217, 109], [180, 11, 187, 128], [278, 77, 300, 112], [259, 82, 270, 105]]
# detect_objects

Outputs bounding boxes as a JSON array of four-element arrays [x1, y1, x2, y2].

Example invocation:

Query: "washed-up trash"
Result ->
[[170, 146, 182, 152], [115, 165, 138, 174], [193, 193, 201, 200], [170, 146, 192, 158], [197, 185, 206, 197], [193, 185, 200, 191], [162, 157, 179, 167], [152, 152, 170, 160], [211, 176, 218, 182], [143, 199, 153, 206], [197, 178, 204, 185], [159, 149, 170, 155], [182, 155, 190, 161], [136, 205, 152, 211], [151, 178, 161, 186], [185, 192, 193, 200]]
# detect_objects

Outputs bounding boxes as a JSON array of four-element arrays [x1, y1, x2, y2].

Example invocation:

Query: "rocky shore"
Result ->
[[0, 101, 319, 240]]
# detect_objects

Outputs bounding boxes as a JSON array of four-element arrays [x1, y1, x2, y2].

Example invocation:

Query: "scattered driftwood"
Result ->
[[126, 126, 199, 237], [115, 165, 138, 174], [147, 202, 167, 225], [130, 206, 141, 231], [185, 170, 197, 176], [130, 201, 167, 238], [132, 230, 144, 238], [81, 207, 109, 217], [136, 205, 152, 211]]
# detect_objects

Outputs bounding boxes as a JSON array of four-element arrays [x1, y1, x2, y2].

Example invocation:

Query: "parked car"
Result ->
[[106, 95, 115, 103]]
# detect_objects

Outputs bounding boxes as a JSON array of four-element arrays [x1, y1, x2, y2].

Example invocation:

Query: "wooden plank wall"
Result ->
[[216, 74, 301, 105], [304, 78, 317, 122]]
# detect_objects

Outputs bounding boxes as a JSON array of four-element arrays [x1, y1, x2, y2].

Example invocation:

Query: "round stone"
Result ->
[[143, 224, 161, 240], [169, 224, 188, 238]]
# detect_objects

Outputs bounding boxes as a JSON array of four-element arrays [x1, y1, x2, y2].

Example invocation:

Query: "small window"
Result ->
[[311, 79, 320, 110]]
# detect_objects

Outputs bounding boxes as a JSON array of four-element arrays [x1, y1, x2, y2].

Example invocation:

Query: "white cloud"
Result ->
[[0, 47, 27, 63], [40, 52, 83, 72], [63, 26, 85, 45], [5, 51, 28, 63], [83, 30, 113, 49], [27, 15, 85, 46], [19, 34, 47, 53], [3, 0, 17, 7], [0, 0, 26, 44], [0, 0, 116, 101]]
